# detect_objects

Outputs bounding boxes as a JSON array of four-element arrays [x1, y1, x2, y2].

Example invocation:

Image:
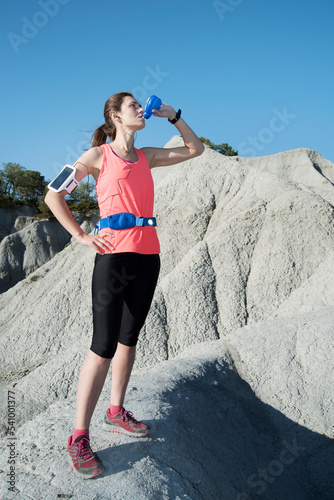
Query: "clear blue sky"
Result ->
[[1, 0, 334, 181]]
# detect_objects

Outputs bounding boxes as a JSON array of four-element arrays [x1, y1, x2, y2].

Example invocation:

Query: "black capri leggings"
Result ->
[[91, 252, 160, 359]]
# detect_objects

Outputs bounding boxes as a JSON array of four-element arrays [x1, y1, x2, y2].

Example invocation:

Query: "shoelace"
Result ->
[[122, 409, 139, 424], [76, 438, 94, 461]]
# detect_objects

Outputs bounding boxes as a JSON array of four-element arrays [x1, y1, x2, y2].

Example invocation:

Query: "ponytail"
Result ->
[[91, 122, 115, 147], [90, 92, 133, 148], [91, 124, 107, 148]]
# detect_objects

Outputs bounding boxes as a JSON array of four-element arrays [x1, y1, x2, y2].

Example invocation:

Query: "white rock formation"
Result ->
[[0, 138, 333, 499], [0, 214, 98, 293], [0, 207, 37, 241]]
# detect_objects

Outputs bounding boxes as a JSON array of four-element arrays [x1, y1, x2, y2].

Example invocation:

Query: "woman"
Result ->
[[45, 92, 204, 478]]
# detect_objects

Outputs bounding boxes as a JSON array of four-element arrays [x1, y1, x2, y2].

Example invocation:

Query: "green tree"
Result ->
[[1, 162, 25, 199], [0, 170, 5, 196], [199, 137, 238, 156], [0, 162, 47, 208], [16, 170, 47, 206]]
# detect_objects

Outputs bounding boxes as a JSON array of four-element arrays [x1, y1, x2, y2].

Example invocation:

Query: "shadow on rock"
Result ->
[[104, 359, 334, 500]]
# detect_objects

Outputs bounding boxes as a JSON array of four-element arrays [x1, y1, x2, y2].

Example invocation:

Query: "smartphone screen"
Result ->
[[49, 166, 74, 190]]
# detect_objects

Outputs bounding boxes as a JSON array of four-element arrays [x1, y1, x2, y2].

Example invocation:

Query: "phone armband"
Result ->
[[48, 165, 78, 193]]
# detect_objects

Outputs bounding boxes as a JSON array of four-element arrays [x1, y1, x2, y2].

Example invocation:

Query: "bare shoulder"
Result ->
[[76, 146, 103, 169], [73, 146, 104, 182]]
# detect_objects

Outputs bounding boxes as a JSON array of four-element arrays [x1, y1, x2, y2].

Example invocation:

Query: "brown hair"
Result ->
[[90, 92, 133, 147]]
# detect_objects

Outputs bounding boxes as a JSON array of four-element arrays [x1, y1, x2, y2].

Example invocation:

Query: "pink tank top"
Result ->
[[95, 144, 160, 255]]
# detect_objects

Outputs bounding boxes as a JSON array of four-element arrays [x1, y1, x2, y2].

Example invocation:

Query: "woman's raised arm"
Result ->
[[141, 102, 205, 169]]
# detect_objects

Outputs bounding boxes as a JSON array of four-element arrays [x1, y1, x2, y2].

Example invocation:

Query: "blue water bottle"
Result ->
[[143, 95, 162, 119]]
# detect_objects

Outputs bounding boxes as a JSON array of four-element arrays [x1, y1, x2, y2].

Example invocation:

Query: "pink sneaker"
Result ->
[[102, 407, 150, 437], [68, 435, 104, 479]]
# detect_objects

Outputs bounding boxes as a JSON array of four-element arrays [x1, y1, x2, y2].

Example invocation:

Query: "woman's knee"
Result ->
[[89, 347, 114, 363]]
